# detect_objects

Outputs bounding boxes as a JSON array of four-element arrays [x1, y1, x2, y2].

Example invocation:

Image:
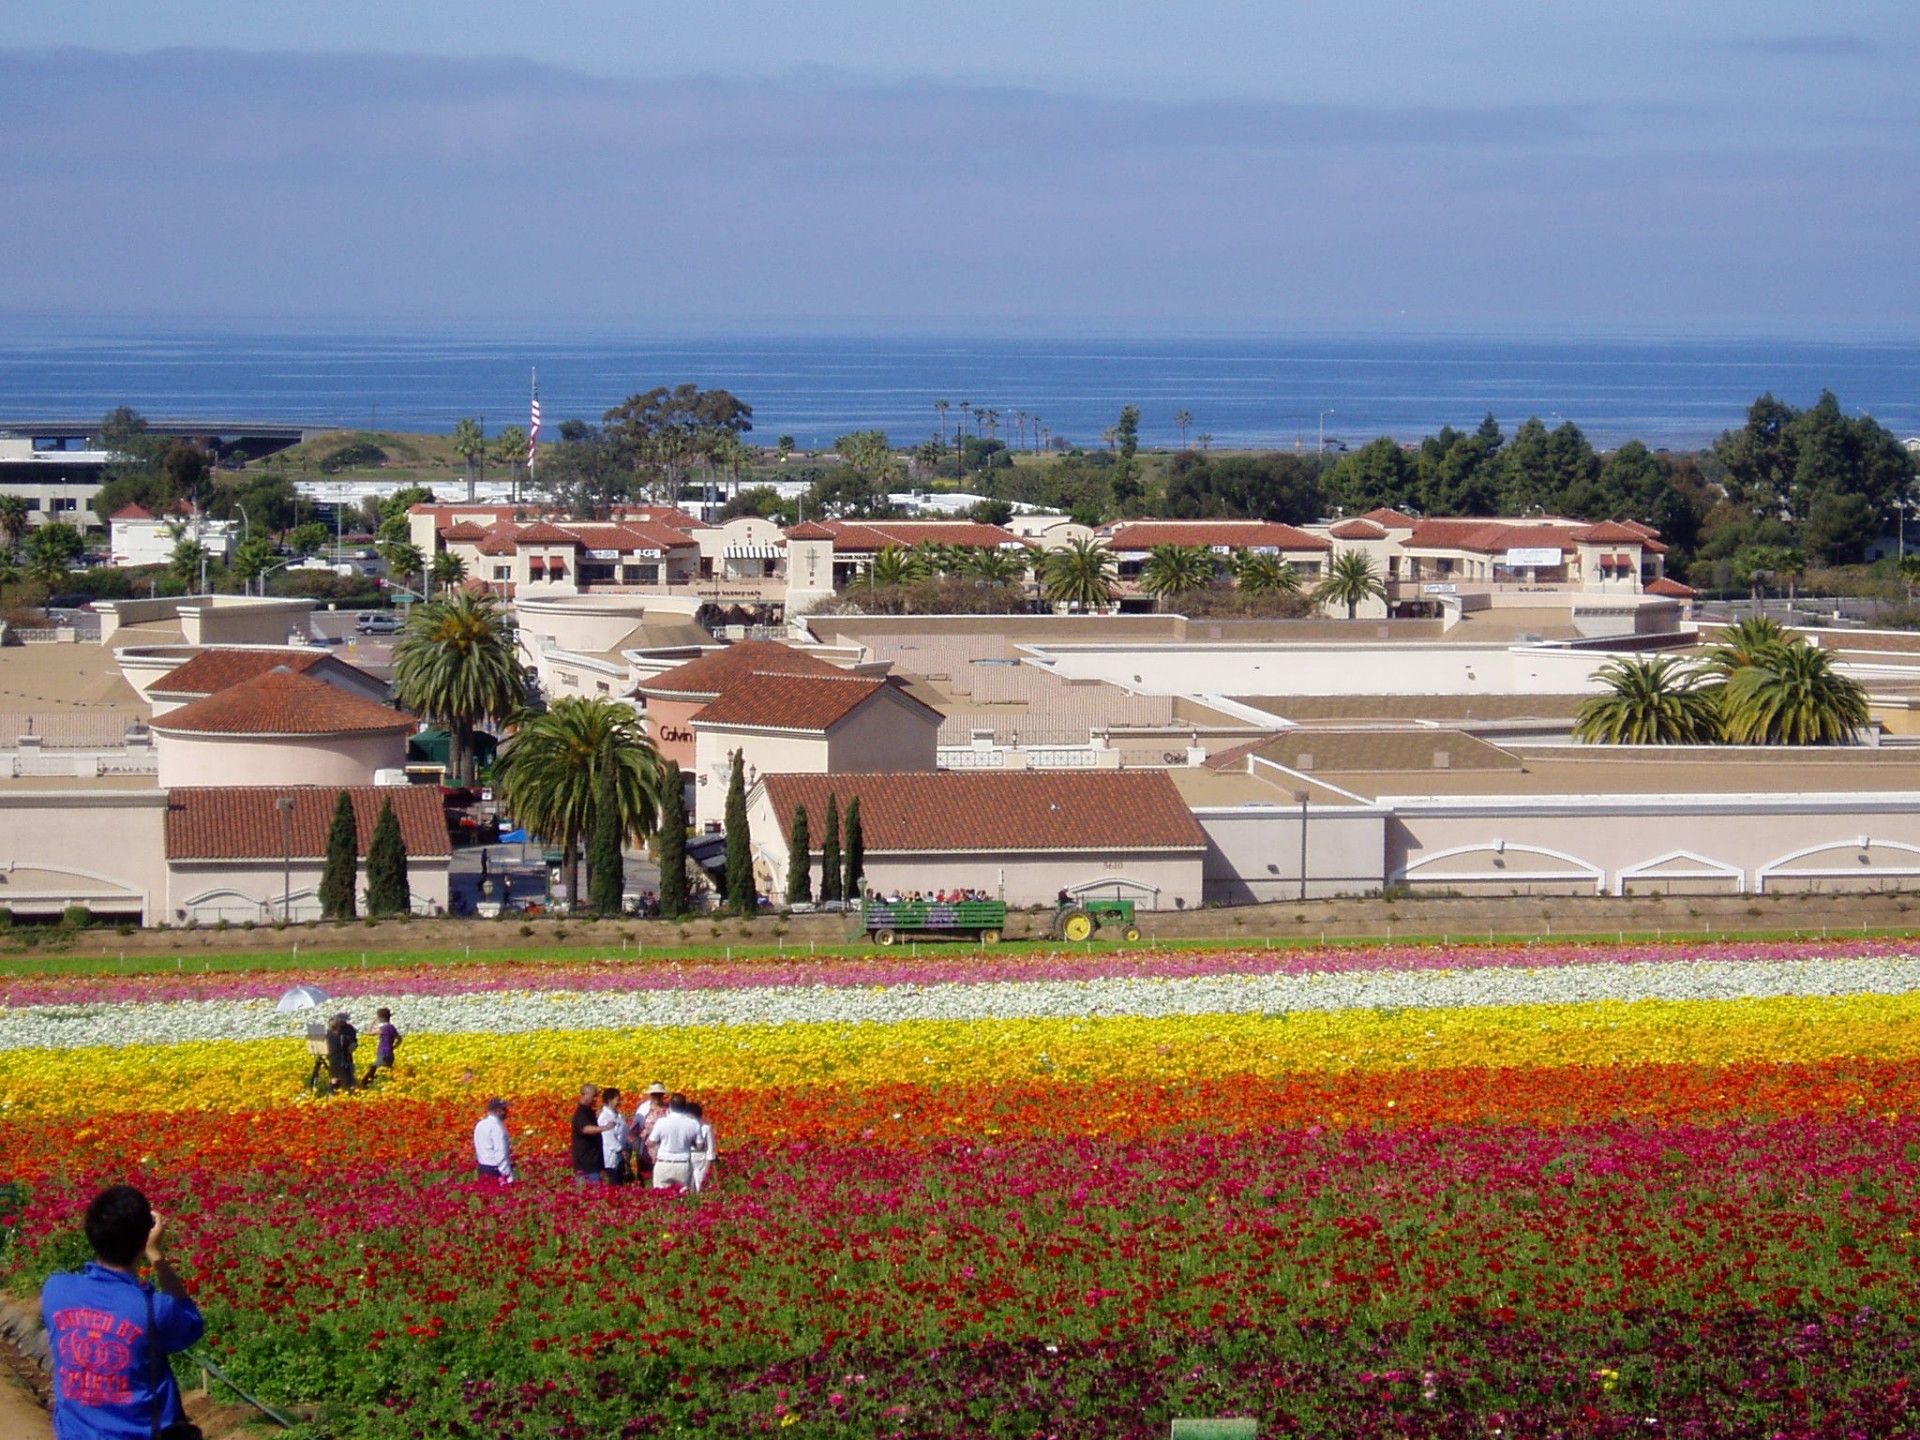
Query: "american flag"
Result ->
[[528, 372, 541, 471]]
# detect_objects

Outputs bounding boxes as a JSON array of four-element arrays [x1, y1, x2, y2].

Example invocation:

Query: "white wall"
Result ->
[[1027, 642, 1619, 698], [156, 731, 408, 788]]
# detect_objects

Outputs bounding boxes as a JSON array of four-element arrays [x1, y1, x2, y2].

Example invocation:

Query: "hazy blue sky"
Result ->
[[4, 2, 1918, 332]]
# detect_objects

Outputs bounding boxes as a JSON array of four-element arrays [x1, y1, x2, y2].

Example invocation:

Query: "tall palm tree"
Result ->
[[390, 590, 524, 785], [1231, 550, 1302, 595], [909, 538, 955, 579], [493, 696, 664, 909], [1720, 642, 1870, 745], [430, 550, 469, 594], [1174, 410, 1193, 449], [934, 399, 950, 446], [1573, 656, 1723, 745], [1040, 536, 1116, 610], [452, 417, 486, 501], [0, 495, 29, 549], [1138, 543, 1217, 603], [1314, 549, 1387, 619], [867, 544, 927, 588]]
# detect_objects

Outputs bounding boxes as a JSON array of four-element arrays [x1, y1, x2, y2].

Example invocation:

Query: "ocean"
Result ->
[[1, 324, 1917, 453]]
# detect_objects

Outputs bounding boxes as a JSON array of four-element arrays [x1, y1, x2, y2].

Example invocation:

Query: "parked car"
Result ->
[[355, 611, 403, 635]]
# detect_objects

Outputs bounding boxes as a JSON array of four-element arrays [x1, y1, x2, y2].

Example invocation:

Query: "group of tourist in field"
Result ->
[[471, 1083, 717, 1193]]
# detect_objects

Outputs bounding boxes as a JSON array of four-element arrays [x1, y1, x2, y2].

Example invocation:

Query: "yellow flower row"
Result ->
[[4, 992, 1919, 1118]]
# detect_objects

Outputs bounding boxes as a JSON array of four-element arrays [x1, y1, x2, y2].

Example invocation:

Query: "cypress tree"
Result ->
[[318, 789, 359, 920], [588, 753, 625, 915], [723, 751, 754, 914], [785, 803, 813, 905], [658, 760, 688, 918], [365, 798, 411, 916], [843, 795, 864, 900], [819, 792, 842, 904]]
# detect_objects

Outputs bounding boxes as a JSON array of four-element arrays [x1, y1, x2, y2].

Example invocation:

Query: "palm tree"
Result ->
[[1573, 656, 1723, 745], [867, 544, 927, 588], [909, 539, 957, 578], [452, 417, 486, 501], [1720, 642, 1870, 745], [1196, 433, 1213, 453], [1705, 616, 1791, 677], [966, 546, 1030, 587], [431, 550, 469, 594], [379, 540, 427, 599], [1174, 410, 1193, 449], [1138, 544, 1217, 604], [493, 696, 664, 910], [1314, 549, 1387, 619], [1231, 550, 1302, 595], [1041, 536, 1116, 610], [0, 496, 29, 549], [934, 400, 951, 446], [390, 590, 525, 785]]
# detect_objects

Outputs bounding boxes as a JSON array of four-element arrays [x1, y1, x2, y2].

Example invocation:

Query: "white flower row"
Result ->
[[2, 954, 1918, 1053]]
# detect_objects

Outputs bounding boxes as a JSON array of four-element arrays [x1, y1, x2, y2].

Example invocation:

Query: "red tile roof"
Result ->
[[760, 771, 1207, 853], [613, 505, 710, 531], [151, 669, 415, 737], [806, 520, 1029, 551], [1363, 507, 1418, 527], [149, 648, 359, 700], [1404, 520, 1577, 556], [110, 503, 156, 521], [692, 672, 912, 733], [511, 520, 580, 545], [475, 525, 522, 556], [639, 640, 843, 700], [165, 785, 450, 861], [1569, 522, 1651, 544], [785, 521, 838, 540], [1328, 519, 1388, 540], [1645, 577, 1696, 598], [1106, 521, 1329, 553], [438, 521, 490, 542]]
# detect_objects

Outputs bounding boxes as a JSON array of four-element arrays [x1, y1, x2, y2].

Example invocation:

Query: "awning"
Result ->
[[724, 544, 783, 560]]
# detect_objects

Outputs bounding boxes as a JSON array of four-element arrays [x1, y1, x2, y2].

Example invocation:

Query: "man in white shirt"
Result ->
[[649, 1094, 704, 1191], [597, 1086, 630, 1184], [473, 1098, 513, 1182]]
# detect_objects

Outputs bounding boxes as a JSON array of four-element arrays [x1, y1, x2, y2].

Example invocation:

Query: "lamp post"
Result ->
[[1293, 789, 1310, 902], [1318, 410, 1333, 454], [275, 795, 296, 921]]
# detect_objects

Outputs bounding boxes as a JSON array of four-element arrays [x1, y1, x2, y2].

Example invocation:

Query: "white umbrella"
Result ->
[[275, 984, 331, 1014]]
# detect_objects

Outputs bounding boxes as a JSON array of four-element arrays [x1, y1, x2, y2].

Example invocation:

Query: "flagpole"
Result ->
[[526, 367, 540, 507]]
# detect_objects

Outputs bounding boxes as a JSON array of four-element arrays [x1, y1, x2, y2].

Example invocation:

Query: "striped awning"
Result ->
[[724, 544, 783, 559]]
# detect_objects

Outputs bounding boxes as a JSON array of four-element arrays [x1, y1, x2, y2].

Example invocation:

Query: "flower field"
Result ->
[[5, 938, 1920, 1437]]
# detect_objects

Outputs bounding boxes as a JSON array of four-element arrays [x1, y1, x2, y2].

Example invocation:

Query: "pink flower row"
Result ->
[[3, 935, 1911, 1009]]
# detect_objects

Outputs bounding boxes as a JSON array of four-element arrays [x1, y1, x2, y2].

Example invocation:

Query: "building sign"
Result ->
[[657, 724, 693, 744], [1422, 583, 1457, 594], [586, 549, 621, 560], [1503, 547, 1563, 568]]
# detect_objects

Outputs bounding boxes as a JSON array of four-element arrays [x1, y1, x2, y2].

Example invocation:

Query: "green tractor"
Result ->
[[1049, 896, 1142, 943]]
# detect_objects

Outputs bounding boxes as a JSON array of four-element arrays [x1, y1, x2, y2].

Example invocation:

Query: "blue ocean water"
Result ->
[[1, 324, 1916, 452]]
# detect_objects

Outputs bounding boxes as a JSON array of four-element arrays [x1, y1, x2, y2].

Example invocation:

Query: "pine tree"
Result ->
[[364, 798, 411, 916], [318, 790, 359, 920], [658, 760, 689, 918], [723, 751, 754, 914], [843, 795, 864, 900], [785, 803, 813, 904], [819, 792, 842, 904], [588, 752, 625, 915]]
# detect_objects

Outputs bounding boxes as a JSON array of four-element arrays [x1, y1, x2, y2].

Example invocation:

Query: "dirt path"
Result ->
[[0, 1370, 47, 1440]]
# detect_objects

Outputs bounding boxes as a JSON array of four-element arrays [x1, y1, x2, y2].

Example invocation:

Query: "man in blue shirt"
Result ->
[[40, 1185, 205, 1440]]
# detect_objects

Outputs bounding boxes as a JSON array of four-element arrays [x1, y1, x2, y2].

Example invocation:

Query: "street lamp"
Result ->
[[1293, 789, 1310, 902], [1318, 410, 1334, 454], [275, 795, 296, 921]]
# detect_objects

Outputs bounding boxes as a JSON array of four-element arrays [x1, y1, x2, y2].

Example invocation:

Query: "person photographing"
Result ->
[[41, 1184, 206, 1439]]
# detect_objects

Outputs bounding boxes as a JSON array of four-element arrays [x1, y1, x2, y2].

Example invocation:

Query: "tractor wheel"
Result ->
[[979, 928, 1000, 945], [874, 928, 897, 946], [1061, 909, 1094, 941], [1122, 925, 1142, 942]]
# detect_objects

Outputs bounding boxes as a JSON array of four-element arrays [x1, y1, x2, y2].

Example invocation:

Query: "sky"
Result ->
[[3, 2, 1918, 333]]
